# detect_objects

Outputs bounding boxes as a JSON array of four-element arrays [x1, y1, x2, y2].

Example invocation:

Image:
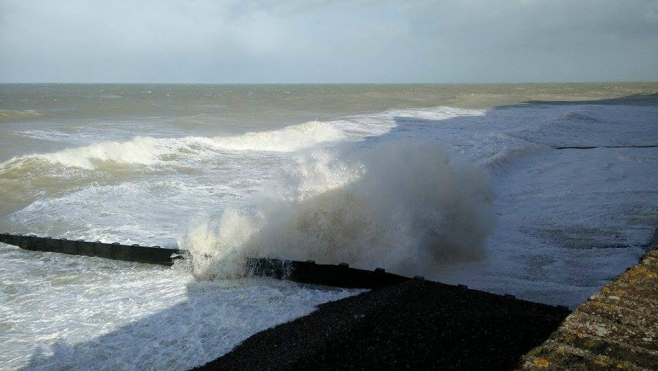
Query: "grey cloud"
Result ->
[[0, 0, 656, 83]]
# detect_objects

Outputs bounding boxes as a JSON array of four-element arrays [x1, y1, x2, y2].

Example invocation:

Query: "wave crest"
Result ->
[[208, 121, 346, 152], [0, 121, 347, 171]]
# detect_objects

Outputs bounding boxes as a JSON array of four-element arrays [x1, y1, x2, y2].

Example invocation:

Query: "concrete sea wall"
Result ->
[[518, 242, 658, 369]]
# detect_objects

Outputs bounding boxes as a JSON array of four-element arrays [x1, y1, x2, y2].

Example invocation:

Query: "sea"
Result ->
[[1, 83, 657, 370]]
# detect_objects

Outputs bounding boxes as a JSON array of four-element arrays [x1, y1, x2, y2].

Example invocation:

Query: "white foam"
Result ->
[[0, 106, 487, 173], [0, 243, 358, 370], [45, 136, 168, 169], [0, 121, 351, 171], [206, 120, 347, 151]]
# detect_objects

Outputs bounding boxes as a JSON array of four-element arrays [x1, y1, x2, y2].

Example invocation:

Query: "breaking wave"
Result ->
[[180, 141, 496, 279], [0, 121, 347, 171], [207, 121, 346, 151]]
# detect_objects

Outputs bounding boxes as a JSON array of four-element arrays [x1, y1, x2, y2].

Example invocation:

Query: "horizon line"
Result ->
[[1, 81, 658, 86]]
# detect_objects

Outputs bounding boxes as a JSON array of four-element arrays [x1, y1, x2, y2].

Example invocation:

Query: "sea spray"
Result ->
[[180, 141, 496, 279]]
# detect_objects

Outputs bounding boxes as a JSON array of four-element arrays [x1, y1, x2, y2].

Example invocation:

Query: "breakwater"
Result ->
[[0, 233, 415, 289], [0, 233, 181, 266], [246, 258, 412, 289]]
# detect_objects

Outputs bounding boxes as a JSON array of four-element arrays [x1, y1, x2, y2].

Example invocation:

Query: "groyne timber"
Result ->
[[0, 233, 411, 289], [0, 233, 181, 266]]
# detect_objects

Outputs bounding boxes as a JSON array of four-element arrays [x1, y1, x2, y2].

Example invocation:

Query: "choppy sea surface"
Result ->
[[1, 83, 657, 370]]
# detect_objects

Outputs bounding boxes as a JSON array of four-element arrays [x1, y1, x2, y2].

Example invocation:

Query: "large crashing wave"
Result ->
[[180, 141, 496, 279]]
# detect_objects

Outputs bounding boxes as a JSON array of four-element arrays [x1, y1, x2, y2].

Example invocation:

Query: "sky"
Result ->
[[1, 0, 657, 83]]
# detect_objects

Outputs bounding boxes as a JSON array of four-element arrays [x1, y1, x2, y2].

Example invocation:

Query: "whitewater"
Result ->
[[1, 84, 657, 370]]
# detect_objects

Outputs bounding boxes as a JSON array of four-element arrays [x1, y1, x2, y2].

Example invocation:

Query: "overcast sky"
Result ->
[[1, 0, 657, 83]]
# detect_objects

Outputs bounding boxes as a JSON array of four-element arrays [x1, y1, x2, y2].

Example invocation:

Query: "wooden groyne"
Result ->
[[518, 245, 658, 370], [246, 258, 411, 289], [0, 233, 413, 289], [0, 233, 182, 266]]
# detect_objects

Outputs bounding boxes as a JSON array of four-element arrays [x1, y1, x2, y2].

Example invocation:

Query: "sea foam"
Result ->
[[180, 141, 496, 279], [0, 121, 347, 171]]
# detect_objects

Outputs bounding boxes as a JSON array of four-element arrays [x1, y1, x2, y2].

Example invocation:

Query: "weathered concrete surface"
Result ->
[[518, 247, 658, 370]]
